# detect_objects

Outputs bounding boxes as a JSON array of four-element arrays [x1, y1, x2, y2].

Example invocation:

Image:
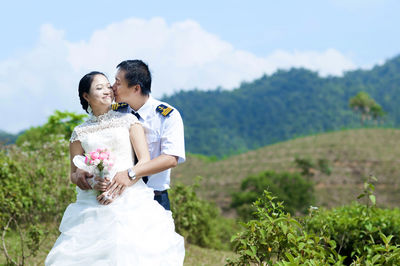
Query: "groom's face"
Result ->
[[113, 69, 130, 103]]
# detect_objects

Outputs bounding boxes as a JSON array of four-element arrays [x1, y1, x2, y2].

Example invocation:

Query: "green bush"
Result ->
[[305, 203, 400, 264], [16, 110, 86, 150], [231, 170, 315, 220], [1, 111, 85, 264], [227, 189, 400, 265], [0, 135, 74, 264], [227, 191, 342, 265], [169, 179, 238, 250], [304, 177, 400, 264], [294, 156, 332, 177]]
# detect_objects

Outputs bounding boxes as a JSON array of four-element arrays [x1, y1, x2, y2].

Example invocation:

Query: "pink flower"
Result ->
[[99, 152, 108, 160], [85, 156, 89, 164], [90, 152, 99, 160]]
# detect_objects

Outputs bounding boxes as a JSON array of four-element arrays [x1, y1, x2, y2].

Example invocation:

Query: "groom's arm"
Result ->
[[104, 154, 178, 196], [106, 107, 184, 194], [134, 154, 178, 176], [110, 154, 178, 185]]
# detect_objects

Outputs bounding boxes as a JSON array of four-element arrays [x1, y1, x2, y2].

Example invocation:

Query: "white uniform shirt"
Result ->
[[135, 96, 185, 191]]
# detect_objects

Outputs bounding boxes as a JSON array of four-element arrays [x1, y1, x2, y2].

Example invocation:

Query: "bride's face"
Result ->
[[84, 75, 113, 108]]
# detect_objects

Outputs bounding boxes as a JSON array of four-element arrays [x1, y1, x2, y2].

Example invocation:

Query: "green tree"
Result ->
[[16, 110, 86, 150], [349, 91, 385, 124]]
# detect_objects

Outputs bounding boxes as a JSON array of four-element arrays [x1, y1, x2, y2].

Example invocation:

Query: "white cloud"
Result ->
[[1, 17, 357, 133]]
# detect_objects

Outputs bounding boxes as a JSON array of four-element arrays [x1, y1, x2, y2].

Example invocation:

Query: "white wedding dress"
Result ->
[[45, 110, 185, 266]]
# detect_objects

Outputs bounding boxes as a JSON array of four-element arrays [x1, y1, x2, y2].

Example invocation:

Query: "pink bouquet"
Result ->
[[73, 148, 116, 189], [84, 148, 114, 178]]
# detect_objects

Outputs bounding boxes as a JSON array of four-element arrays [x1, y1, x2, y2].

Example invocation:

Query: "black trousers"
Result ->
[[143, 176, 170, 211], [153, 190, 170, 211]]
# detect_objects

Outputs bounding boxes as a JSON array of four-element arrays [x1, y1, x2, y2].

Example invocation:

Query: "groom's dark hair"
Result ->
[[116, 60, 151, 95], [78, 71, 106, 113]]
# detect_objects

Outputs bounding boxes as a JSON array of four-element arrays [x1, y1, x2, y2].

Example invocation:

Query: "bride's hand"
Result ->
[[97, 191, 114, 205], [106, 170, 131, 197]]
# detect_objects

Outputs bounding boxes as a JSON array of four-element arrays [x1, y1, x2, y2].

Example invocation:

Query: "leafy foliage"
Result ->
[[306, 204, 400, 265], [294, 156, 332, 177], [16, 110, 86, 150], [0, 136, 74, 264], [349, 91, 385, 124], [227, 191, 342, 265], [1, 110, 85, 264], [169, 179, 238, 250], [231, 170, 315, 220], [228, 186, 400, 265], [306, 178, 400, 264]]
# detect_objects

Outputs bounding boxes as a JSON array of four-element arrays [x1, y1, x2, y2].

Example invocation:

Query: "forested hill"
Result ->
[[162, 55, 400, 157], [0, 130, 19, 144]]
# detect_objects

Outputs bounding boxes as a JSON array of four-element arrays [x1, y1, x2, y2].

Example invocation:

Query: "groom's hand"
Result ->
[[75, 168, 93, 190]]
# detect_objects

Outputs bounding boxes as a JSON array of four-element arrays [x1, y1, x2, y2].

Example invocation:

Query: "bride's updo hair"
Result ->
[[78, 71, 106, 113]]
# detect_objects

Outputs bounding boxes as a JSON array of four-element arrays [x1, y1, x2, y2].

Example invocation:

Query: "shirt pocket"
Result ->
[[146, 132, 159, 154]]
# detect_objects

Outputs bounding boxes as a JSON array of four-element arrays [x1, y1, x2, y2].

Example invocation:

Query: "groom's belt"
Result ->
[[154, 190, 168, 196]]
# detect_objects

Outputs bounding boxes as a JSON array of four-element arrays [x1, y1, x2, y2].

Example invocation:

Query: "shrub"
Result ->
[[1, 111, 85, 264], [227, 191, 342, 265], [305, 177, 400, 264], [16, 110, 86, 150], [231, 170, 315, 220], [294, 156, 332, 177], [0, 135, 74, 264], [228, 178, 400, 265], [305, 203, 400, 264], [169, 179, 238, 250]]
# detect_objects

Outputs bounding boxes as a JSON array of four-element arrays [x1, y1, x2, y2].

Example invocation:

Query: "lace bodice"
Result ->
[[70, 110, 140, 172]]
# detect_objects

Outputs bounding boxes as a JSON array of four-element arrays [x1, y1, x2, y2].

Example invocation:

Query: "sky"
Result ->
[[1, 0, 399, 133]]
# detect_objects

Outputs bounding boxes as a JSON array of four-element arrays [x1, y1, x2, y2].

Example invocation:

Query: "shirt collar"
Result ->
[[137, 95, 155, 119]]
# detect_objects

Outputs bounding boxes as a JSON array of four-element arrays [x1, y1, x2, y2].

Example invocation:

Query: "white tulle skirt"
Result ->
[[45, 180, 185, 266]]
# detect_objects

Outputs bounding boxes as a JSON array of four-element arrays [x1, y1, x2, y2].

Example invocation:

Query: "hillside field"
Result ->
[[171, 128, 400, 215]]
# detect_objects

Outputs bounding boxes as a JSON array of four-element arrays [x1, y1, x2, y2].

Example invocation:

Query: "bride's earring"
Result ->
[[87, 105, 93, 114]]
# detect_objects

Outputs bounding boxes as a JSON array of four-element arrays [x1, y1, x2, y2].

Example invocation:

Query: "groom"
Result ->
[[107, 59, 185, 210]]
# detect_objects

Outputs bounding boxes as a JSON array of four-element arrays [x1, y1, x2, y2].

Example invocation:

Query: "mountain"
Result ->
[[0, 130, 19, 144], [162, 55, 400, 157], [171, 128, 400, 215]]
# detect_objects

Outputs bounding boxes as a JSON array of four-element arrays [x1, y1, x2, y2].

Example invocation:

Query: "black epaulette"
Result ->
[[156, 104, 174, 117], [111, 102, 129, 111]]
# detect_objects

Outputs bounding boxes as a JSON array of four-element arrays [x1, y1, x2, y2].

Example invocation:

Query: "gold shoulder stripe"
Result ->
[[111, 102, 128, 111], [156, 104, 174, 117]]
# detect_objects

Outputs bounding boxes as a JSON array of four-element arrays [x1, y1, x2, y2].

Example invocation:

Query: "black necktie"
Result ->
[[131, 111, 148, 183], [131, 111, 141, 120]]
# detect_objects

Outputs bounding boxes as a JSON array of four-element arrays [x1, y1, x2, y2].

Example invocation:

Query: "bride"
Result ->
[[45, 71, 185, 265]]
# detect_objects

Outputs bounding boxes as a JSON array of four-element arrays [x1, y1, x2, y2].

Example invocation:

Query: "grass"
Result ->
[[184, 245, 236, 266], [172, 128, 400, 214], [0, 224, 236, 265]]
